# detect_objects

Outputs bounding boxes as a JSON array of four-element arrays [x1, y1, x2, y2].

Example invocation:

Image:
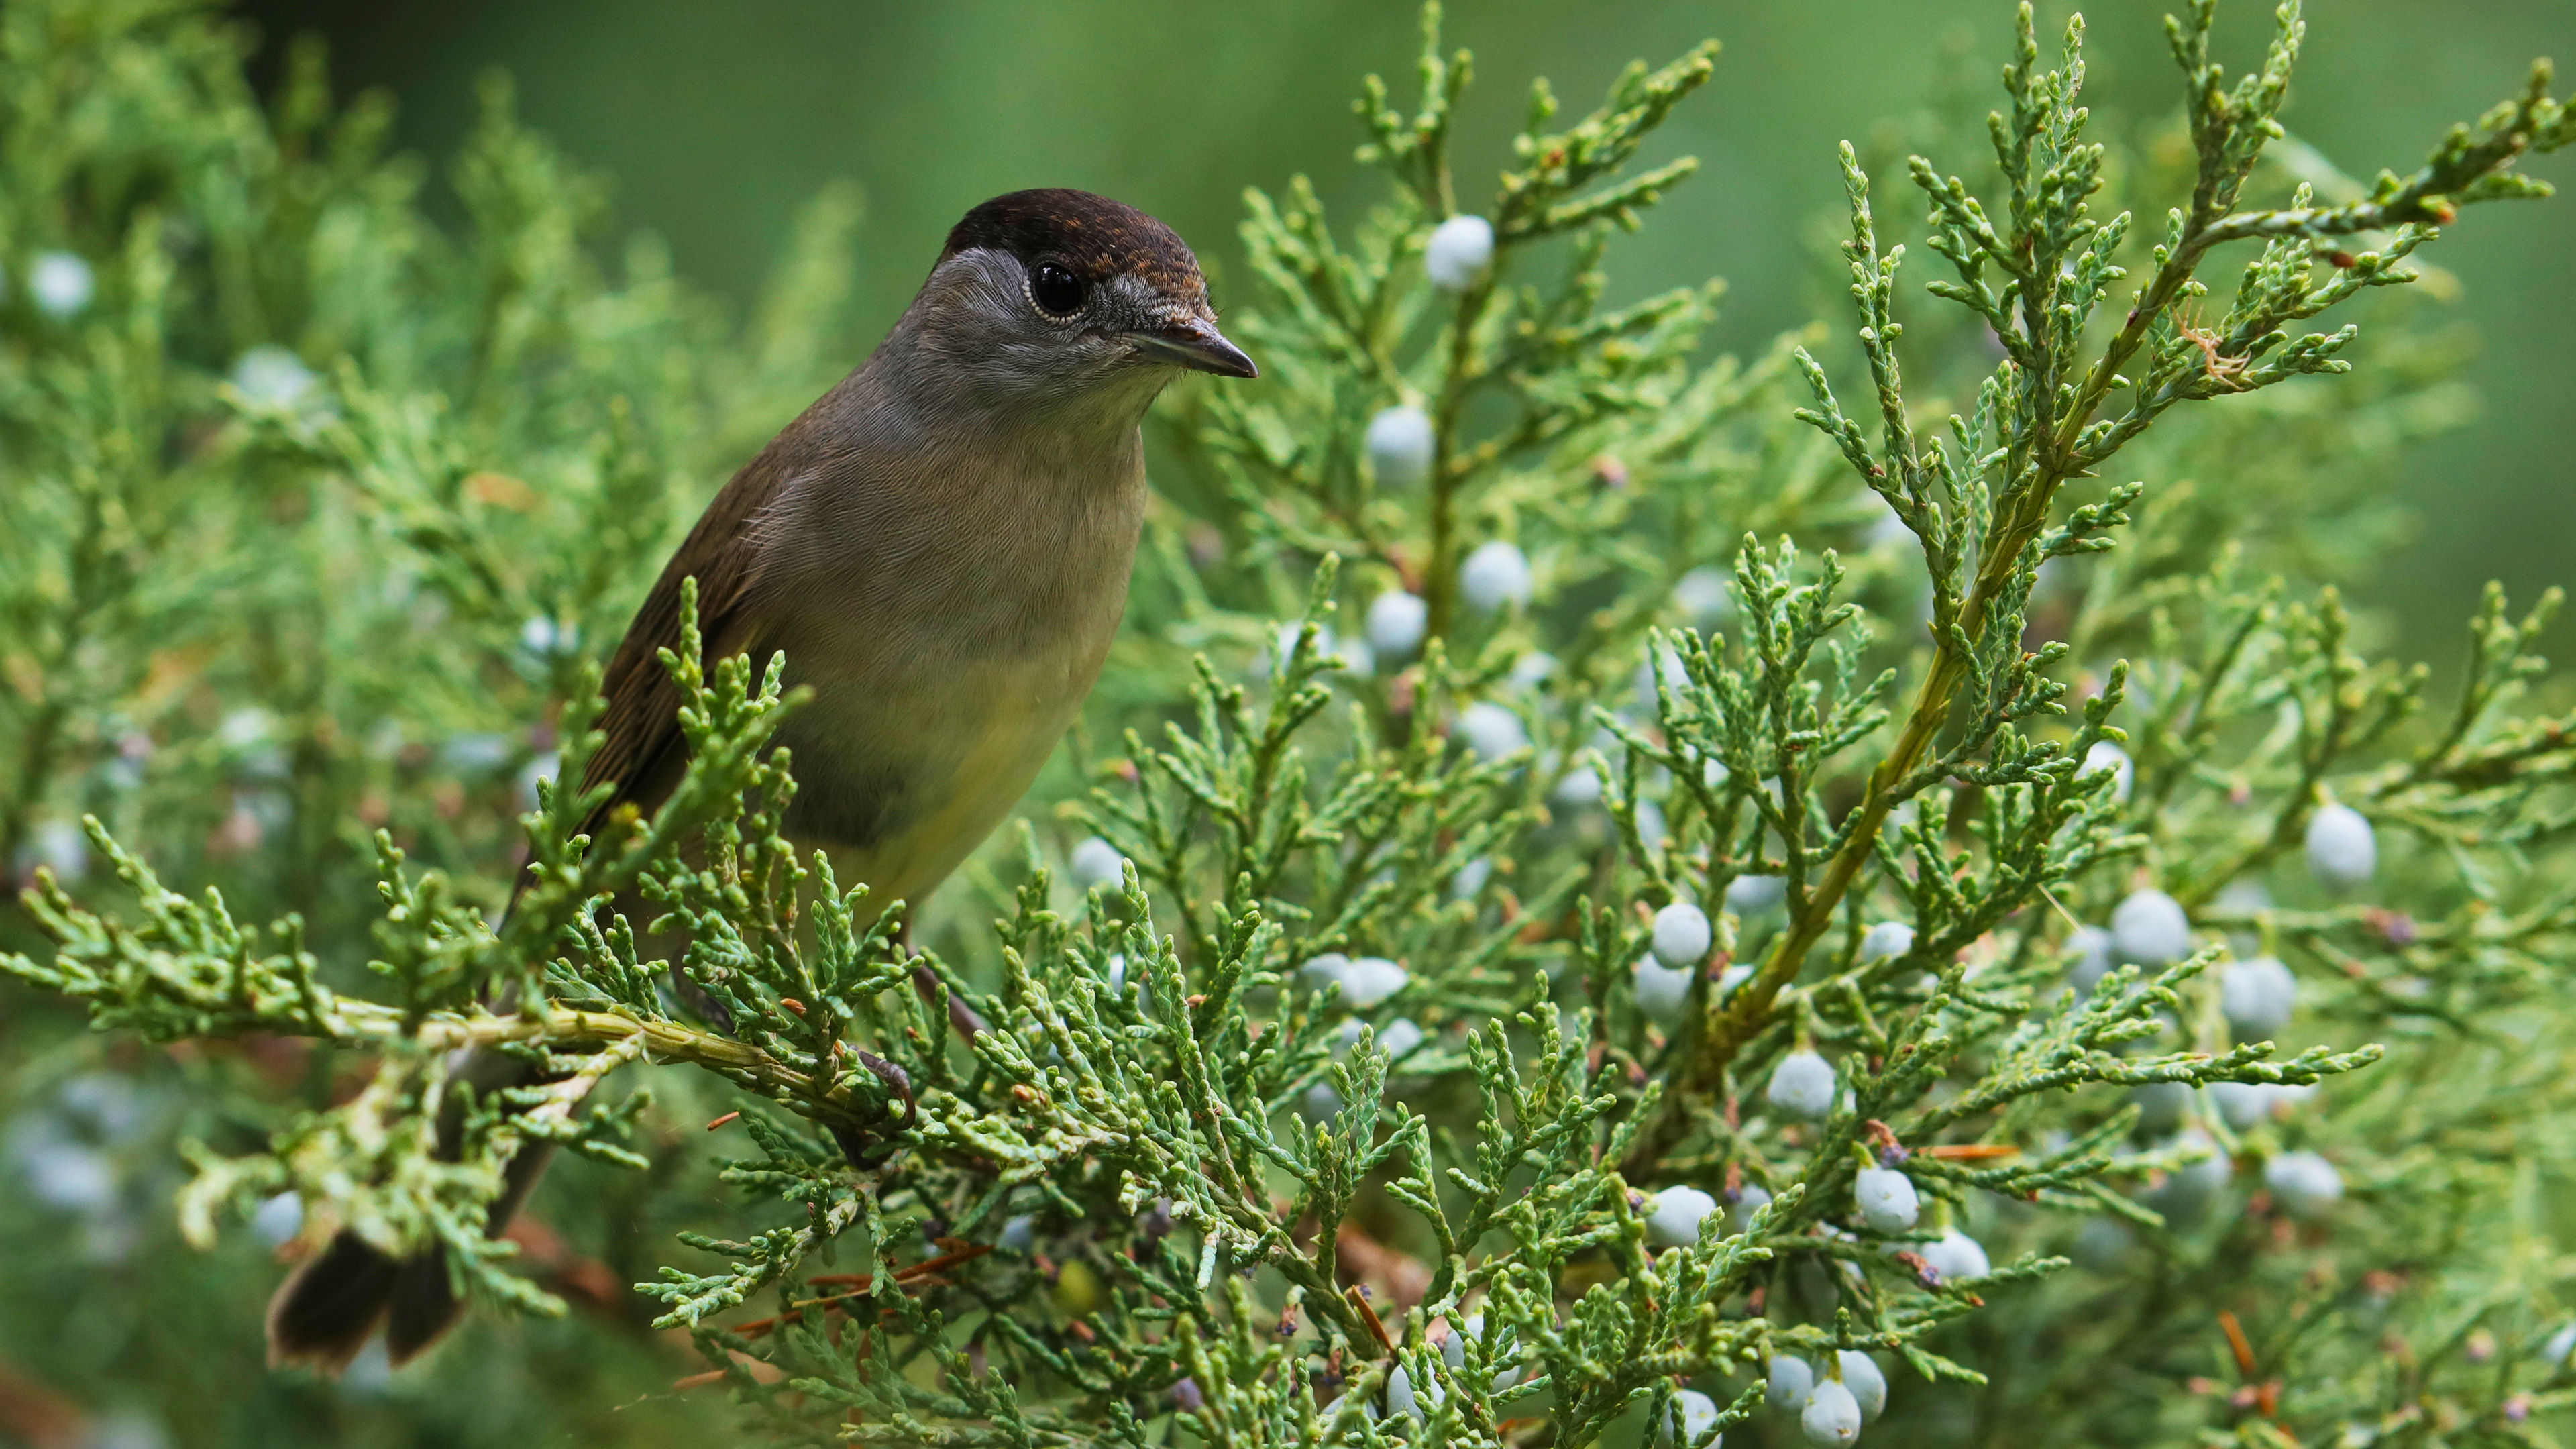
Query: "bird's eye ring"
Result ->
[[1028, 262, 1087, 319]]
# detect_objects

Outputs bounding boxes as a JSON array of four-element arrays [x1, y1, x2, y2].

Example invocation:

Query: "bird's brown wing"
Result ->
[[274, 346, 889, 1375], [576, 449, 796, 838]]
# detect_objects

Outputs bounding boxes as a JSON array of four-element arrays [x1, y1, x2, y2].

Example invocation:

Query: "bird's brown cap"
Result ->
[[941, 189, 1208, 307]]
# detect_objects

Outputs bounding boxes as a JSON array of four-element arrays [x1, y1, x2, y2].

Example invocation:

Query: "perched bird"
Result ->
[[265, 189, 1255, 1371]]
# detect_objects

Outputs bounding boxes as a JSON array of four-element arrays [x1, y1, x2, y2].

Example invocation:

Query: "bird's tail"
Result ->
[[263, 1049, 557, 1372], [264, 1226, 467, 1371], [264, 879, 740, 1371]]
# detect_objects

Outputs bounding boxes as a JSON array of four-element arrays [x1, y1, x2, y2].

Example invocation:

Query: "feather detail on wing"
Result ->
[[577, 453, 795, 837]]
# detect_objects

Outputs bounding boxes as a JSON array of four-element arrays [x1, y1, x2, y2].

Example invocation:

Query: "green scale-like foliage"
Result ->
[[1, 1, 2573, 1446]]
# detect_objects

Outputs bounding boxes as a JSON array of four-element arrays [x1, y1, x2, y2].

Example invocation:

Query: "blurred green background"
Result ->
[[223, 0, 2576, 667]]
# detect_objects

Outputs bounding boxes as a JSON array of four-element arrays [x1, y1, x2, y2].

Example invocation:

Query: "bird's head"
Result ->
[[905, 189, 1256, 421]]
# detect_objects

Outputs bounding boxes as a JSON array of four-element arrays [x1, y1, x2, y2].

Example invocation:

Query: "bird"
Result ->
[[263, 188, 1256, 1372]]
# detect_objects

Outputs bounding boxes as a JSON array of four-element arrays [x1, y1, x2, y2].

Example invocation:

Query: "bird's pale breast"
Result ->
[[755, 435, 1147, 924], [780, 627, 1106, 920]]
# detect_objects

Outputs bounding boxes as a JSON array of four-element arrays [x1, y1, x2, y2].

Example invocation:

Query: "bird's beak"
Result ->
[[1126, 317, 1258, 378]]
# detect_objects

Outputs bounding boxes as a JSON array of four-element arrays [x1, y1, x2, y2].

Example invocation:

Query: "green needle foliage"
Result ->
[[2, 1, 2573, 1446]]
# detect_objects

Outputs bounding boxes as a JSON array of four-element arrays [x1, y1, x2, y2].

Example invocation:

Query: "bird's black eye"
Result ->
[[1029, 262, 1087, 317]]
